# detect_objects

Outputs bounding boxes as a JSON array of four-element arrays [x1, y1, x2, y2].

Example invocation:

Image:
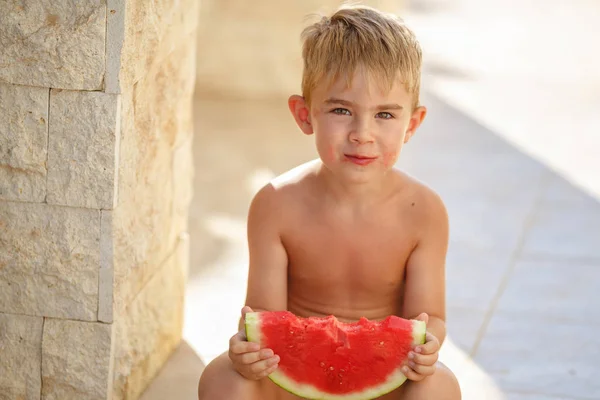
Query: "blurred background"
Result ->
[[143, 0, 600, 398]]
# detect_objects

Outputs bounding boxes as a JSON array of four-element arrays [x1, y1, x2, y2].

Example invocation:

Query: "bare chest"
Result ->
[[282, 212, 416, 301]]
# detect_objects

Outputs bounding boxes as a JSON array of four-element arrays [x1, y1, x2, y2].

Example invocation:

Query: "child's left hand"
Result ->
[[403, 313, 440, 381]]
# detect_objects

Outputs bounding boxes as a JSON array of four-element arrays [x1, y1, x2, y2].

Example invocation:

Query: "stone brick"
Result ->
[[113, 32, 197, 312], [105, 0, 126, 94], [42, 318, 113, 400], [0, 202, 100, 321], [112, 235, 188, 400], [0, 0, 106, 90], [117, 0, 199, 93], [0, 313, 43, 400], [99, 210, 114, 323], [46, 89, 120, 210], [169, 135, 194, 246], [0, 83, 48, 202]]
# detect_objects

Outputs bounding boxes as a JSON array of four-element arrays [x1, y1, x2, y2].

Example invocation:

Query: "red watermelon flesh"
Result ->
[[245, 311, 426, 400]]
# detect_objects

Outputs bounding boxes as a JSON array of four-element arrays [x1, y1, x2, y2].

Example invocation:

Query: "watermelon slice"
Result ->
[[245, 311, 426, 400]]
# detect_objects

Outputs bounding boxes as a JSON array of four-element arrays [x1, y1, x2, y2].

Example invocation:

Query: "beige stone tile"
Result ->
[[0, 83, 48, 202], [505, 394, 584, 400], [0, 313, 43, 400], [170, 135, 194, 249], [474, 314, 600, 399], [112, 235, 188, 400], [496, 260, 600, 324], [118, 0, 199, 94], [0, 1, 105, 90], [541, 175, 600, 210], [521, 204, 600, 260], [46, 90, 120, 210], [0, 202, 100, 321], [99, 210, 114, 323], [105, 0, 126, 94], [41, 318, 113, 400], [445, 307, 487, 355], [445, 244, 512, 311], [112, 32, 197, 313]]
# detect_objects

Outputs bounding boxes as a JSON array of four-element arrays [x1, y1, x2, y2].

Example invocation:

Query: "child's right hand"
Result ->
[[228, 306, 280, 380]]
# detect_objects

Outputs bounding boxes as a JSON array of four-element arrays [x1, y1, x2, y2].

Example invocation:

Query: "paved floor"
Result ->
[[141, 1, 600, 399]]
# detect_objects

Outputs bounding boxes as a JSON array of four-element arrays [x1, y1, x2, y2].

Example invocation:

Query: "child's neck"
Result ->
[[317, 163, 397, 210]]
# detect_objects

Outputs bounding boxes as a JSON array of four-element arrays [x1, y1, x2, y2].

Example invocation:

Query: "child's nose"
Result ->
[[349, 119, 374, 143]]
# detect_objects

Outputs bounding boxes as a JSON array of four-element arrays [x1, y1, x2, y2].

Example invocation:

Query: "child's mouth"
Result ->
[[344, 154, 377, 166]]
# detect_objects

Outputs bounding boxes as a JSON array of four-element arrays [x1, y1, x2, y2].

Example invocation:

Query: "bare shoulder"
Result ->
[[270, 159, 320, 192], [247, 160, 319, 229], [393, 170, 449, 234], [256, 159, 319, 202]]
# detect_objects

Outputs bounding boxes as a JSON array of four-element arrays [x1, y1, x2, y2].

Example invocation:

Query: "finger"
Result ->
[[241, 306, 254, 319], [230, 328, 248, 343], [416, 332, 440, 355], [407, 360, 436, 377], [230, 327, 258, 346], [239, 348, 274, 365], [414, 312, 429, 325], [408, 351, 438, 366], [402, 365, 424, 382], [249, 356, 280, 375], [230, 334, 260, 354], [258, 362, 279, 378]]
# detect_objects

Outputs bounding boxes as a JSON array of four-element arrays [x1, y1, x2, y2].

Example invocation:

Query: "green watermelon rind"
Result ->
[[245, 312, 427, 400]]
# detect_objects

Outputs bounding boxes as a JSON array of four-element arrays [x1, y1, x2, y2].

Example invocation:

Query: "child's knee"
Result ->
[[198, 352, 268, 400], [198, 353, 241, 400], [402, 362, 461, 400], [435, 362, 461, 398], [427, 362, 461, 399]]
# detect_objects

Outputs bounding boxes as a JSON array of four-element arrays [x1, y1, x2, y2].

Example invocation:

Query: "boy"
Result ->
[[198, 4, 461, 400]]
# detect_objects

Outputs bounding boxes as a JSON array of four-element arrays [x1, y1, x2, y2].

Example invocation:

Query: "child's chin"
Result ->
[[337, 167, 385, 183]]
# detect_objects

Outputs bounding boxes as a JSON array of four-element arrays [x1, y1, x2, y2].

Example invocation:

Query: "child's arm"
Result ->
[[238, 184, 289, 331], [399, 190, 449, 381], [402, 191, 449, 346], [228, 184, 288, 381]]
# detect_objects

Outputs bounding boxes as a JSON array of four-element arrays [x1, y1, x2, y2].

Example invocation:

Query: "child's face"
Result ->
[[289, 67, 426, 183]]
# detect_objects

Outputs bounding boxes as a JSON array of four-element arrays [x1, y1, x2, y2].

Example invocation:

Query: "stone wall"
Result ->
[[194, 0, 405, 99], [0, 1, 198, 399]]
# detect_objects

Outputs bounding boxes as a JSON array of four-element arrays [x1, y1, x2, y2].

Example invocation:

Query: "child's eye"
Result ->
[[376, 112, 394, 119], [331, 108, 351, 116]]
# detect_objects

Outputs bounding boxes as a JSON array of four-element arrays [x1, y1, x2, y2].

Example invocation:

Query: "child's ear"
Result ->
[[404, 105, 427, 144], [288, 95, 313, 135]]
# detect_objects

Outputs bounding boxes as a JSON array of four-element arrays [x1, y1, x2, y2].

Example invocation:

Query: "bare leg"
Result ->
[[395, 362, 461, 400], [198, 351, 276, 400]]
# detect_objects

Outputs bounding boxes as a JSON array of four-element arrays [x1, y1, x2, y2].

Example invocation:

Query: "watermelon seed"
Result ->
[[379, 341, 384, 345], [340, 369, 345, 373], [329, 366, 335, 371], [320, 362, 325, 367]]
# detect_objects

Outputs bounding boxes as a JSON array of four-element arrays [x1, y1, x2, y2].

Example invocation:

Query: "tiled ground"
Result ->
[[141, 0, 600, 399]]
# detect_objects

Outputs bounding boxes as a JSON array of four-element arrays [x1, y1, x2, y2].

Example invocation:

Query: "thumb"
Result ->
[[241, 306, 254, 319], [415, 312, 429, 325]]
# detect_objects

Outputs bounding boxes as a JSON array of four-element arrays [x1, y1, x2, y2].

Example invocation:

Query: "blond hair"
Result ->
[[300, 4, 422, 109]]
